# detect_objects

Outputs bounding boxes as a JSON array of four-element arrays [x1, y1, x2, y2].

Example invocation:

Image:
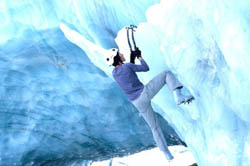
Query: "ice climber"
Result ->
[[105, 47, 194, 163]]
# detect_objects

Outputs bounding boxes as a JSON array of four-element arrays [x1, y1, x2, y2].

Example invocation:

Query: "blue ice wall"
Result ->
[[60, 0, 250, 166], [137, 1, 250, 165], [0, 0, 159, 48], [1, 0, 250, 166], [0, 27, 183, 166], [0, 1, 184, 166]]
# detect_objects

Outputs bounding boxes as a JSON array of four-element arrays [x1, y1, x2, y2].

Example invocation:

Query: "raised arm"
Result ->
[[128, 57, 149, 72]]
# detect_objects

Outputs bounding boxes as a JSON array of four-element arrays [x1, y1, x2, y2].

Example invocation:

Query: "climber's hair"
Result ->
[[112, 52, 123, 66]]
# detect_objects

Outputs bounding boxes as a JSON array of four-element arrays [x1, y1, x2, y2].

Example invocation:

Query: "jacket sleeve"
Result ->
[[128, 59, 150, 72]]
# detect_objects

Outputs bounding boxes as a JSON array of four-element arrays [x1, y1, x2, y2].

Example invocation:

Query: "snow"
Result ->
[[91, 146, 196, 166]]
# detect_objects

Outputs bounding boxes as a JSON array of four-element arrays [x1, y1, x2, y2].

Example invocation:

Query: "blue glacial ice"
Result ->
[[0, 0, 250, 166]]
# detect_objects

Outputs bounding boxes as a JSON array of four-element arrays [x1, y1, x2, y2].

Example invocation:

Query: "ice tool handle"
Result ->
[[126, 25, 138, 52]]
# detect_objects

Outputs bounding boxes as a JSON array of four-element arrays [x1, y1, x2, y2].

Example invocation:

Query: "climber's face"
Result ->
[[119, 52, 126, 62]]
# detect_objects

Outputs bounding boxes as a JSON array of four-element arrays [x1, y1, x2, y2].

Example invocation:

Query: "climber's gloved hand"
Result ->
[[130, 48, 142, 63], [131, 48, 141, 58]]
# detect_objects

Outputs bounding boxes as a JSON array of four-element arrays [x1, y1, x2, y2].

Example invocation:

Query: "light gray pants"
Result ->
[[132, 70, 182, 159]]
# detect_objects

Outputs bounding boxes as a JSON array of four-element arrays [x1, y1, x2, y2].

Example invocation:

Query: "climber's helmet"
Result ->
[[105, 48, 119, 66]]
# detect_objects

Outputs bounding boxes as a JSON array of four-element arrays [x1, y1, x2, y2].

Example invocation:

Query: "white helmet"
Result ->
[[105, 48, 119, 66]]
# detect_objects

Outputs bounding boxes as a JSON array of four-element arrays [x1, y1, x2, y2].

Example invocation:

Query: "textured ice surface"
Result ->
[[1, 0, 250, 166], [0, 1, 184, 166], [0, 28, 183, 166]]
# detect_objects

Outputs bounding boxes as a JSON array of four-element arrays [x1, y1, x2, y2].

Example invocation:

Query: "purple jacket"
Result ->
[[112, 59, 149, 101]]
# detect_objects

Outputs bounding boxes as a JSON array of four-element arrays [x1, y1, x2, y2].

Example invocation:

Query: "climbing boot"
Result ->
[[173, 88, 194, 105]]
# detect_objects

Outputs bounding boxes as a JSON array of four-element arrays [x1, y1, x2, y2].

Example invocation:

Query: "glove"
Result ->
[[130, 48, 141, 63], [132, 48, 141, 58]]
